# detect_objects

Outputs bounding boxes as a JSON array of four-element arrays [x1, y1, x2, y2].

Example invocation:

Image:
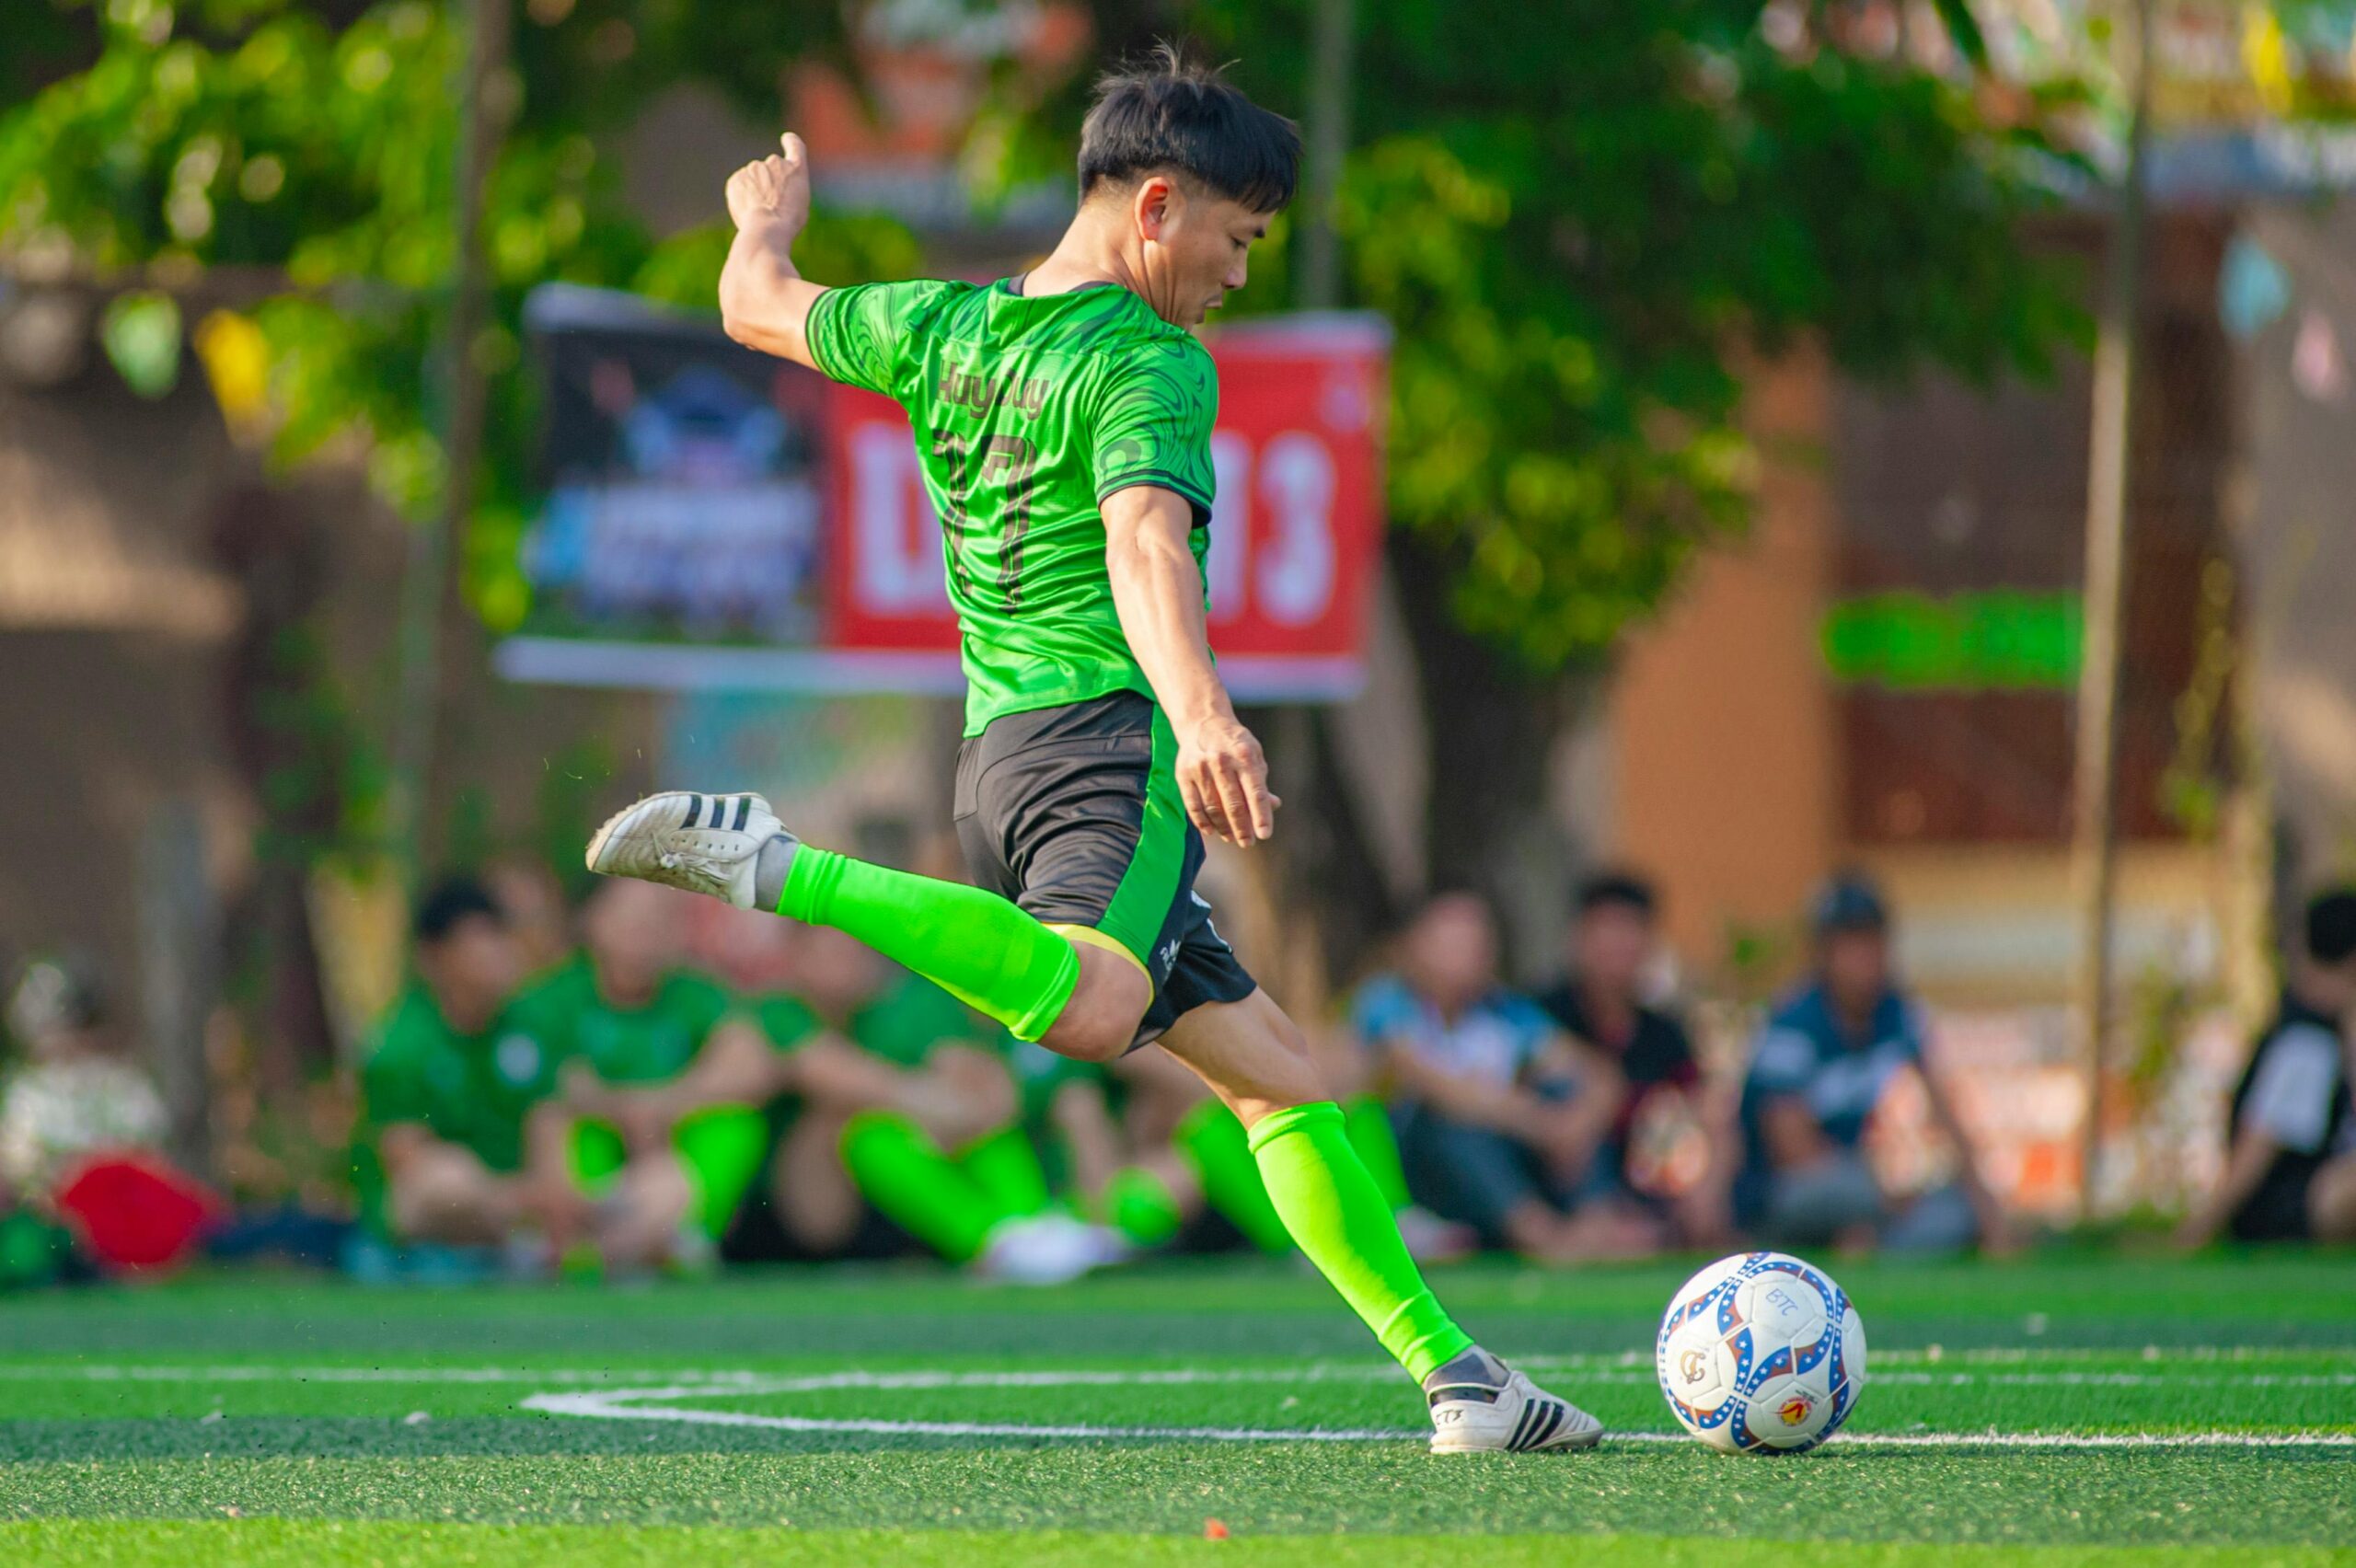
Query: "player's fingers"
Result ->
[[1178, 769, 1225, 842], [1212, 756, 1259, 847], [1243, 775, 1277, 842]]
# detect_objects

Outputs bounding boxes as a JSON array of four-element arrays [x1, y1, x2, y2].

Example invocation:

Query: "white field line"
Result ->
[[517, 1377, 2356, 1449]]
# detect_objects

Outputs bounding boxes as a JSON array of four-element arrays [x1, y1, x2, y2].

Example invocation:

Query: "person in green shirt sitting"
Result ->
[[741, 917, 1115, 1283], [358, 879, 581, 1251], [511, 877, 782, 1271]]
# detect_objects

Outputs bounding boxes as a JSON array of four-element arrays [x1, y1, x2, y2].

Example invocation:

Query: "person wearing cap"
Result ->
[[2175, 889, 2356, 1248], [1734, 873, 2012, 1254]]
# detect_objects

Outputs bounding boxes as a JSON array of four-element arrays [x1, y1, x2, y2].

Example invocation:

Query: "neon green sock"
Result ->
[[1250, 1101, 1472, 1382], [780, 848, 1080, 1042], [838, 1111, 1005, 1263], [1343, 1093, 1414, 1212], [671, 1105, 772, 1238], [955, 1125, 1051, 1220], [1100, 1166, 1186, 1247], [1175, 1098, 1293, 1255]]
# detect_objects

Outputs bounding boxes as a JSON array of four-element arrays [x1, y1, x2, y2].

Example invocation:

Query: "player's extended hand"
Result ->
[[725, 133, 811, 238], [1176, 711, 1280, 848]]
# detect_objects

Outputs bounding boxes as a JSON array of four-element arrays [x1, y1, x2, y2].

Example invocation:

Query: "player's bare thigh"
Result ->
[[1038, 943, 1154, 1064], [1155, 986, 1328, 1129], [2309, 1153, 2356, 1242]]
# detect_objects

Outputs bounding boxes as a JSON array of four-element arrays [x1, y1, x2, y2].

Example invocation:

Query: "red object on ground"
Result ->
[[1204, 1518, 1229, 1540], [51, 1153, 222, 1272]]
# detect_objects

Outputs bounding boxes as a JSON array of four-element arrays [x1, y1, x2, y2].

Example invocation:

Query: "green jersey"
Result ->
[[509, 955, 734, 1086], [806, 277, 1219, 734], [358, 985, 562, 1176], [756, 972, 1000, 1069]]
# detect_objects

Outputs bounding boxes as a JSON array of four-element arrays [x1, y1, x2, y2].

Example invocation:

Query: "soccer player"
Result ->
[[587, 49, 1599, 1452]]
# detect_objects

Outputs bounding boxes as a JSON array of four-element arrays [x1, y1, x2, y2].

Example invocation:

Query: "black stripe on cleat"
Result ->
[[1528, 1401, 1563, 1449], [733, 795, 751, 831], [682, 795, 703, 829]]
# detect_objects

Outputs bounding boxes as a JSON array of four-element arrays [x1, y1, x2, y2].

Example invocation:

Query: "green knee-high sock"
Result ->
[[1250, 1102, 1473, 1382], [1175, 1099, 1294, 1255], [955, 1125, 1051, 1220], [780, 849, 1080, 1042], [838, 1112, 1007, 1264], [1343, 1094, 1414, 1212], [1099, 1166, 1186, 1247]]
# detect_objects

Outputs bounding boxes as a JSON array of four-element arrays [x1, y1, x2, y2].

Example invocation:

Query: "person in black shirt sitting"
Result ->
[[1534, 870, 1733, 1253], [2177, 888, 2356, 1248]]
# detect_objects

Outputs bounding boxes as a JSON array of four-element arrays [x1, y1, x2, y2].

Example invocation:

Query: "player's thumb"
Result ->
[[779, 132, 806, 164]]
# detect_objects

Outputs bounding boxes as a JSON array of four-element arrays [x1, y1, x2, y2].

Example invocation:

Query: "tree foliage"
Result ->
[[1011, 0, 2087, 671], [0, 0, 907, 627]]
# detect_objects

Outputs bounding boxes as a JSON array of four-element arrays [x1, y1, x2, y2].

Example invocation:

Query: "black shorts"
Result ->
[[953, 691, 1257, 1050], [2229, 1162, 2316, 1243]]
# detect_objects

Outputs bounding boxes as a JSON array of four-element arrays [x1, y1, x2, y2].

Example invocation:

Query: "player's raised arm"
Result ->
[[1101, 484, 1279, 849], [717, 133, 829, 368]]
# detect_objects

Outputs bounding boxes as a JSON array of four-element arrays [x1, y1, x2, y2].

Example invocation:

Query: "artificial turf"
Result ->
[[0, 1251, 2350, 1565]]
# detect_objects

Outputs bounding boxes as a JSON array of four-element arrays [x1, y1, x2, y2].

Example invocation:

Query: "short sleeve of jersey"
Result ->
[[804, 279, 967, 399], [664, 973, 734, 1042], [1493, 993, 1560, 1065], [2241, 1024, 2341, 1153], [1350, 975, 1420, 1045], [1090, 337, 1218, 525], [360, 1000, 434, 1129], [1748, 1024, 1821, 1097], [755, 995, 820, 1055]]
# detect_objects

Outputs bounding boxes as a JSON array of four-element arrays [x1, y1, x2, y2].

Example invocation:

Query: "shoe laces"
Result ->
[[655, 849, 727, 890]]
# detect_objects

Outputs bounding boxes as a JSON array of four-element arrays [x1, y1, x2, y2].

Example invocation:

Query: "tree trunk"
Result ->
[[1390, 533, 1588, 982]]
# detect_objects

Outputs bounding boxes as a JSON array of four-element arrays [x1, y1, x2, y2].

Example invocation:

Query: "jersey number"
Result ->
[[929, 430, 1036, 613]]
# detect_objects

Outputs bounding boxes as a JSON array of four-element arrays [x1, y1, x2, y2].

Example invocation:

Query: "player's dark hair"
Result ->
[[1576, 869, 1657, 919], [2305, 888, 2356, 967], [414, 876, 505, 947], [1079, 43, 1301, 214]]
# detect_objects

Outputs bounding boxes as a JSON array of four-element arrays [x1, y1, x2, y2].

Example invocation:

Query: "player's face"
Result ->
[[1820, 928, 1890, 1013], [1140, 179, 1271, 328], [1405, 894, 1499, 1010], [583, 879, 686, 1002], [419, 914, 524, 1032], [1575, 905, 1654, 998]]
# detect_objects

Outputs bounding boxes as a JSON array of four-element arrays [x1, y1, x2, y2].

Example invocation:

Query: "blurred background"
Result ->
[[2, 0, 2354, 1273]]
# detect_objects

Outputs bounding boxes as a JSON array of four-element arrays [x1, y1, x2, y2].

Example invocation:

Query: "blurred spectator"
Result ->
[[355, 878, 574, 1260], [514, 877, 783, 1272], [1353, 891, 1632, 1262], [1535, 870, 1731, 1250], [1736, 874, 2012, 1255], [2177, 889, 2356, 1249], [485, 854, 574, 976], [0, 957, 167, 1198], [0, 956, 215, 1277], [744, 918, 1114, 1283]]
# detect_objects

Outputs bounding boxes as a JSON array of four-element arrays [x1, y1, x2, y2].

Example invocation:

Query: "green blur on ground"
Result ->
[[1, 1251, 2351, 1565]]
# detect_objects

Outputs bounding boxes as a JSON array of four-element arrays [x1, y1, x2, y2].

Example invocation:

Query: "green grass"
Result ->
[[2, 1252, 2352, 1565]]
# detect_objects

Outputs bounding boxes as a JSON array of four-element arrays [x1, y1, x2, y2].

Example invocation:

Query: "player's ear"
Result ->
[[1134, 176, 1174, 242]]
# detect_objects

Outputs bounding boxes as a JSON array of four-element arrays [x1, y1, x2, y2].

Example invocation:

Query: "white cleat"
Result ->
[[1427, 1366, 1603, 1455], [584, 790, 782, 909]]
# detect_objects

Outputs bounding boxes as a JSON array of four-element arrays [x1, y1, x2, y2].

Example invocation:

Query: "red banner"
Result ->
[[824, 314, 1387, 698]]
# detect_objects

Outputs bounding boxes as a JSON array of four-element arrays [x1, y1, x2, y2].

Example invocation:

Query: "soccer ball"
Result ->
[[1655, 1251, 1865, 1455]]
